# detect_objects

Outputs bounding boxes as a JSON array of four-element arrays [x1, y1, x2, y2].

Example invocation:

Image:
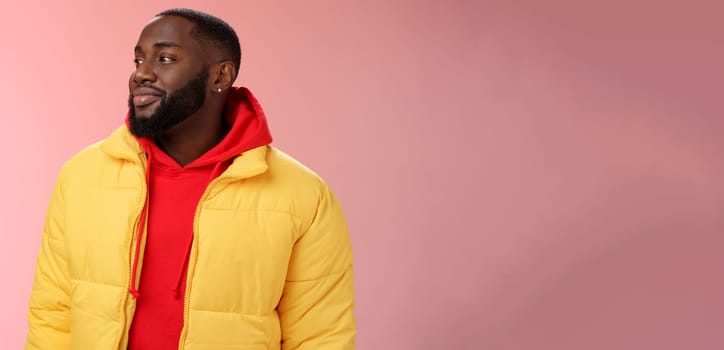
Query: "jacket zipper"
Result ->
[[114, 173, 149, 350], [177, 177, 222, 349]]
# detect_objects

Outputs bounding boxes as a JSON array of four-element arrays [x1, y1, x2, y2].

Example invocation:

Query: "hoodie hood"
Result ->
[[127, 86, 273, 169]]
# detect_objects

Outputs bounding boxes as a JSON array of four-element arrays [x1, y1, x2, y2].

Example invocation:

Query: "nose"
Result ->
[[132, 61, 156, 85]]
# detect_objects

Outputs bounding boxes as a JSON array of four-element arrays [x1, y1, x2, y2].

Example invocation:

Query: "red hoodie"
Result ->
[[126, 87, 273, 349]]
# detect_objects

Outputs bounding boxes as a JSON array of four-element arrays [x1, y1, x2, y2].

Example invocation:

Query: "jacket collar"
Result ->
[[100, 125, 269, 181]]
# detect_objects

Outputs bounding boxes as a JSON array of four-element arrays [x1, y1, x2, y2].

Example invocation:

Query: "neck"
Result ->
[[156, 102, 228, 166]]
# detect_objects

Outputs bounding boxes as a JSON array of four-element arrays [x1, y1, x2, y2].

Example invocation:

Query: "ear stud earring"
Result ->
[[217, 88, 222, 93]]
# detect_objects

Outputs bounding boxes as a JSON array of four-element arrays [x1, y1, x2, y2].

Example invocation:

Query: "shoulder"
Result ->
[[265, 146, 328, 191], [56, 141, 108, 183], [63, 141, 106, 170], [58, 127, 139, 186], [239, 146, 338, 220]]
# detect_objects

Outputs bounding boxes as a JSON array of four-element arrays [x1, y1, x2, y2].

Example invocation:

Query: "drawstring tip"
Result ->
[[130, 289, 140, 299]]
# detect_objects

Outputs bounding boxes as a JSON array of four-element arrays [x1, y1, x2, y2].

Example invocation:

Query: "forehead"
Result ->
[[136, 15, 200, 49]]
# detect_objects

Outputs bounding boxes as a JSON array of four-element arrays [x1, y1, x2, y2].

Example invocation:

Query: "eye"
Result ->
[[159, 56, 176, 63], [133, 58, 143, 66]]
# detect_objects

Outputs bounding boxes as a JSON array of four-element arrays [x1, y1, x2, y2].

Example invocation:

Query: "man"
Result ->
[[25, 8, 355, 350]]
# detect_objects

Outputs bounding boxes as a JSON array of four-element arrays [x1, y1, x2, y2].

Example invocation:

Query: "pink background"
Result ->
[[1, 1, 723, 349]]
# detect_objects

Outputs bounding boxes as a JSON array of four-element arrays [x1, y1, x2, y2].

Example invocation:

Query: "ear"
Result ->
[[211, 61, 237, 92]]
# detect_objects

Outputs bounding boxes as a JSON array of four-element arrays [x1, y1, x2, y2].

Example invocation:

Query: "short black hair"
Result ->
[[156, 8, 241, 74]]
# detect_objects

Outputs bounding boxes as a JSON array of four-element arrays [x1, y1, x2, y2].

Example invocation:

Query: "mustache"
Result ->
[[144, 85, 164, 95], [135, 84, 166, 96]]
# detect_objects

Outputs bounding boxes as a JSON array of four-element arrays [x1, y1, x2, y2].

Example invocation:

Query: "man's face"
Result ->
[[128, 15, 210, 138]]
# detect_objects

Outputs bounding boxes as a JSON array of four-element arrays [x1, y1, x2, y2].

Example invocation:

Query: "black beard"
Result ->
[[128, 68, 209, 139]]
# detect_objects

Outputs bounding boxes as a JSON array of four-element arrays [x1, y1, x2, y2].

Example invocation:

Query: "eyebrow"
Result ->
[[134, 41, 182, 52]]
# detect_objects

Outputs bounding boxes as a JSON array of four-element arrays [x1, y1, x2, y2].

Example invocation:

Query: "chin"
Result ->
[[133, 107, 157, 119]]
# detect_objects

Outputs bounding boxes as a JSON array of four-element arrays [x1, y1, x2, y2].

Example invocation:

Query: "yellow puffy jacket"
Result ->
[[26, 126, 356, 349]]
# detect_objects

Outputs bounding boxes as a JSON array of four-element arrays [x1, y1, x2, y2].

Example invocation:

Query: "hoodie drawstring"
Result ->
[[171, 234, 194, 299], [170, 160, 228, 299], [129, 151, 153, 299]]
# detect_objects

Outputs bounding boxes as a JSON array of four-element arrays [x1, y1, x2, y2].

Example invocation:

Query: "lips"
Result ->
[[132, 87, 163, 108], [133, 95, 160, 107]]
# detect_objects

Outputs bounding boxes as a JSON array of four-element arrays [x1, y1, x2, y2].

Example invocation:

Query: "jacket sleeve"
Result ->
[[279, 185, 356, 349], [25, 170, 71, 349]]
